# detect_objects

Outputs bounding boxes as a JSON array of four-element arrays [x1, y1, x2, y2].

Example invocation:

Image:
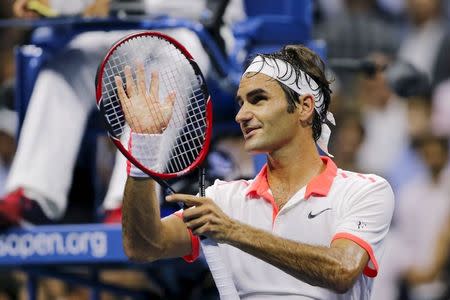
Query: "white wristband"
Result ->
[[127, 133, 162, 178]]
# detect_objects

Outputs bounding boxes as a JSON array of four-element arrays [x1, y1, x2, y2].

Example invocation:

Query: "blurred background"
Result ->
[[0, 0, 449, 299]]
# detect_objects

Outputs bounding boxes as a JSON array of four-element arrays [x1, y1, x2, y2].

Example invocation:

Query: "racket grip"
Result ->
[[201, 239, 240, 299]]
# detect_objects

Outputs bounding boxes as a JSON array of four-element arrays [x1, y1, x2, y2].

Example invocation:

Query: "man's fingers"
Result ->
[[115, 76, 128, 103], [185, 215, 211, 231], [192, 223, 211, 237], [165, 92, 176, 107], [188, 220, 218, 238], [149, 72, 159, 99], [136, 62, 147, 95], [162, 92, 176, 123], [166, 194, 204, 206], [182, 206, 207, 222], [124, 65, 136, 97], [115, 76, 132, 119]]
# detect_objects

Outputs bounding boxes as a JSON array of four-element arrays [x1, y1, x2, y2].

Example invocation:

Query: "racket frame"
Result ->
[[95, 31, 213, 180]]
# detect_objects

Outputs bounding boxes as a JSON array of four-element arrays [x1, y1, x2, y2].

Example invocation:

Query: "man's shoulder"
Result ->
[[332, 169, 395, 216], [335, 169, 389, 184], [333, 169, 393, 197]]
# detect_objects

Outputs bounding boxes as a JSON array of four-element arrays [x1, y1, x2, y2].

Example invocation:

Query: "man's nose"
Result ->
[[235, 104, 252, 124]]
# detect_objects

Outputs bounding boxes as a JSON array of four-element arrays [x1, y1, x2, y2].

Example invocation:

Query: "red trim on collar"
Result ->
[[304, 156, 338, 199], [246, 164, 279, 226], [246, 156, 338, 200], [246, 165, 279, 222], [246, 165, 269, 199]]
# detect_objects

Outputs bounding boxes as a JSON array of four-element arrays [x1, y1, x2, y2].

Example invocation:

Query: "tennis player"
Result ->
[[121, 45, 395, 299]]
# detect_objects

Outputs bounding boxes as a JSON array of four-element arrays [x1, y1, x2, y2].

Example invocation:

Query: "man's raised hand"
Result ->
[[115, 63, 176, 134]]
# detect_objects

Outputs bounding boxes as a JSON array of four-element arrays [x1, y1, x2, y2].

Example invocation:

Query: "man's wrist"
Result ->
[[222, 219, 248, 245], [128, 133, 162, 177]]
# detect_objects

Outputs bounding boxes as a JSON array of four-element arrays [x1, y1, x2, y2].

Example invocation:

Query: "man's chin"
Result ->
[[244, 141, 268, 154]]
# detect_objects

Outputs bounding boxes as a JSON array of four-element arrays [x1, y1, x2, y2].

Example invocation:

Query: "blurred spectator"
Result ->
[[376, 0, 406, 18], [315, 0, 399, 59], [0, 1, 29, 84], [0, 80, 15, 111], [404, 216, 450, 300], [372, 133, 450, 300], [385, 96, 431, 194], [314, 0, 400, 96], [329, 111, 365, 172], [0, 108, 17, 197], [431, 79, 450, 137], [398, 0, 450, 90], [406, 97, 432, 141], [355, 53, 409, 176], [313, 0, 344, 24]]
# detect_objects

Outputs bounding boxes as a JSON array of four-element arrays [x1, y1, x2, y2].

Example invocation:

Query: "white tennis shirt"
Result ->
[[179, 156, 395, 299]]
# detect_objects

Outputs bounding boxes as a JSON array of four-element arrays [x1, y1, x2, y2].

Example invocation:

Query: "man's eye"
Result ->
[[250, 95, 266, 104]]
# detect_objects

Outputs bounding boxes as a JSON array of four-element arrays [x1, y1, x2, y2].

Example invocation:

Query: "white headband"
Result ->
[[242, 56, 335, 156]]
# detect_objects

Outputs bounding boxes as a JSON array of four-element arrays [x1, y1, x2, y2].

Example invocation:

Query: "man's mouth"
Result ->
[[242, 126, 261, 138]]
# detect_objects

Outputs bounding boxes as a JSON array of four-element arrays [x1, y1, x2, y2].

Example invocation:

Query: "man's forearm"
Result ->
[[122, 177, 165, 261], [225, 221, 363, 293]]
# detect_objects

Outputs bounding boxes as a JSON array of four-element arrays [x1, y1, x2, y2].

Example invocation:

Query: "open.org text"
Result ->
[[0, 231, 107, 259]]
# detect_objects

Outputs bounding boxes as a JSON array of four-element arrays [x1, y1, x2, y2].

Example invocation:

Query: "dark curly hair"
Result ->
[[248, 45, 332, 142]]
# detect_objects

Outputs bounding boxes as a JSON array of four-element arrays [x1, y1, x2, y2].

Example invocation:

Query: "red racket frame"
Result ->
[[95, 31, 213, 180]]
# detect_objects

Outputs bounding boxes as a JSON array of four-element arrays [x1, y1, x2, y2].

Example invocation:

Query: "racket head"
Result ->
[[96, 31, 213, 179]]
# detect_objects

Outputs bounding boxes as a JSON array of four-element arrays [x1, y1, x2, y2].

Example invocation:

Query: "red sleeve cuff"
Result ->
[[174, 211, 200, 263], [332, 232, 379, 278]]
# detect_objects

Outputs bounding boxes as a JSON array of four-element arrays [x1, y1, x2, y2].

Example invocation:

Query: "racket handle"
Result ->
[[198, 167, 208, 240], [199, 167, 206, 197], [198, 168, 239, 298], [201, 239, 240, 299]]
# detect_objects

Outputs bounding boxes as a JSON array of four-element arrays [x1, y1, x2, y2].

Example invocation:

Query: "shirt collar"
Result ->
[[245, 156, 338, 200]]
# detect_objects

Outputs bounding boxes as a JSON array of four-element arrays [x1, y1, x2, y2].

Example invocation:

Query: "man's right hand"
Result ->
[[115, 63, 176, 134]]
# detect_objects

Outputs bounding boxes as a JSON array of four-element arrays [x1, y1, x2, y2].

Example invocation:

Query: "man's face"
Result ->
[[235, 73, 300, 153], [358, 53, 391, 109], [419, 139, 448, 178]]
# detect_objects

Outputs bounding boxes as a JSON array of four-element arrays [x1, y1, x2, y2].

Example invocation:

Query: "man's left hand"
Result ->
[[165, 194, 236, 242]]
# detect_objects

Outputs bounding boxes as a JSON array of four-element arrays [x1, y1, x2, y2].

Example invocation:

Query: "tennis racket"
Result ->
[[95, 31, 239, 299]]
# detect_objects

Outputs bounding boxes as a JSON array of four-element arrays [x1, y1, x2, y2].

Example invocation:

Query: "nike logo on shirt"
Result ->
[[308, 208, 332, 219]]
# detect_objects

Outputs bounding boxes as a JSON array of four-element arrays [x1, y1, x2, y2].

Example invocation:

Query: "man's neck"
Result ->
[[266, 139, 325, 207]]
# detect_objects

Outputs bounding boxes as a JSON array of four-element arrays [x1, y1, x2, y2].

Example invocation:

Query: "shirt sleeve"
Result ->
[[332, 177, 395, 277], [174, 210, 200, 263], [172, 181, 222, 263]]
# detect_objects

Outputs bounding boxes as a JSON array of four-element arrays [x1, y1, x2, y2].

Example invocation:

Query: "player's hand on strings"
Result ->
[[115, 63, 176, 134], [166, 194, 236, 242]]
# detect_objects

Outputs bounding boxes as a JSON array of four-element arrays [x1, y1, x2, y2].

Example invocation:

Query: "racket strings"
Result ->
[[166, 91, 206, 172], [101, 34, 208, 174], [105, 38, 168, 135]]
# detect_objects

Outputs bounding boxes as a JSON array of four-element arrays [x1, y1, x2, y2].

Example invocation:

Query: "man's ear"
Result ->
[[298, 94, 315, 125]]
